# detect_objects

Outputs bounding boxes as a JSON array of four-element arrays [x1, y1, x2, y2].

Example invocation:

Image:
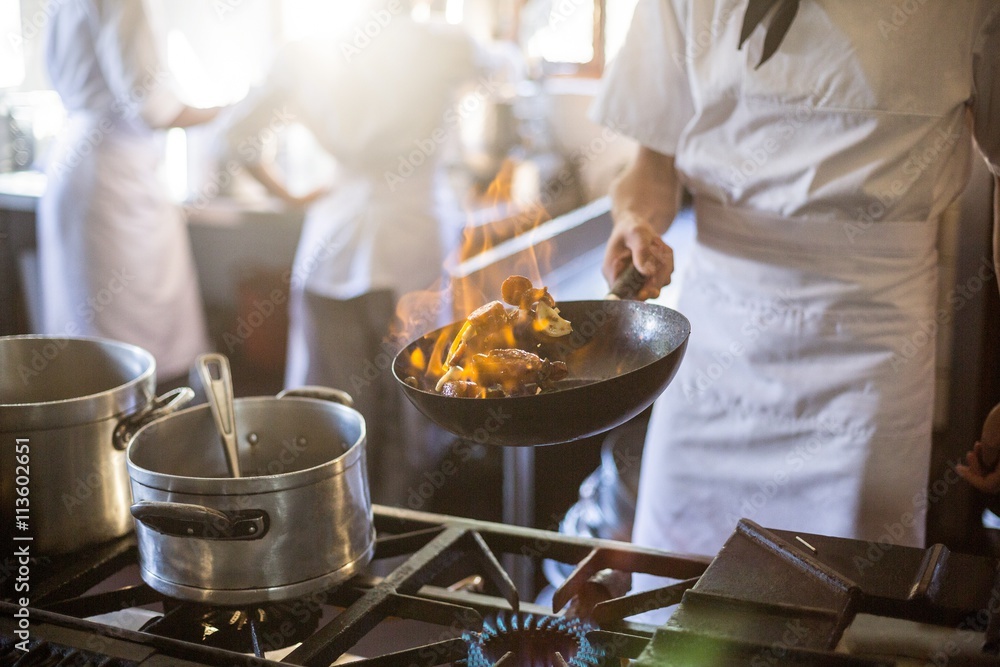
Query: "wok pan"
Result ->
[[392, 299, 690, 447]]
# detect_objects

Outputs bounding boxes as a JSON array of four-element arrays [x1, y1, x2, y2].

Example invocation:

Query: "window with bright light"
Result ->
[[279, 0, 368, 41], [604, 0, 639, 64], [519, 0, 638, 76], [0, 1, 25, 88]]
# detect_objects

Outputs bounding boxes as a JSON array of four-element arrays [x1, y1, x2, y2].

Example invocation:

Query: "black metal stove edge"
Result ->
[[0, 601, 290, 667]]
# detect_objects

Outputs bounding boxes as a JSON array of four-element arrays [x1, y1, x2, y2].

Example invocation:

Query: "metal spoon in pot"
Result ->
[[196, 353, 242, 478]]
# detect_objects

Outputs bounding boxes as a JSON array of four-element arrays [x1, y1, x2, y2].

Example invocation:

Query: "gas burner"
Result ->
[[464, 612, 604, 667], [140, 600, 322, 656]]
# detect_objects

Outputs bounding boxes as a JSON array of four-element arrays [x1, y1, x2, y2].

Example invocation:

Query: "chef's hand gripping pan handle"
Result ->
[[607, 263, 647, 301]]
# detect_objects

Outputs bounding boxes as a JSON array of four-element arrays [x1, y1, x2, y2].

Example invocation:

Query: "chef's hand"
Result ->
[[956, 402, 1000, 493], [245, 162, 331, 209], [603, 147, 681, 300], [165, 105, 228, 129], [604, 222, 673, 300], [283, 185, 332, 209]]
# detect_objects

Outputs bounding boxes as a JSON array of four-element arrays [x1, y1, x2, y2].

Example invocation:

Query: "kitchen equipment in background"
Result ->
[[393, 299, 689, 446], [463, 96, 521, 189], [0, 335, 193, 554], [460, 79, 586, 245], [566, 417, 646, 542], [0, 100, 32, 172], [126, 386, 374, 605], [542, 414, 647, 591], [0, 91, 64, 173], [234, 268, 290, 376], [0, 114, 26, 173]]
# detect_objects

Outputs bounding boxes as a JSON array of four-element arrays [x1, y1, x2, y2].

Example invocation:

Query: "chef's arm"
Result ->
[[603, 146, 681, 300], [244, 162, 329, 208], [163, 105, 225, 129]]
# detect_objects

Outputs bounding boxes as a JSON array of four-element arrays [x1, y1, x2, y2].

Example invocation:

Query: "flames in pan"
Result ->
[[401, 276, 573, 398]]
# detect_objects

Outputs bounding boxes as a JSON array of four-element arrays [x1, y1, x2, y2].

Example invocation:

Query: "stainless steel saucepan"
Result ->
[[0, 335, 193, 554], [125, 386, 373, 605]]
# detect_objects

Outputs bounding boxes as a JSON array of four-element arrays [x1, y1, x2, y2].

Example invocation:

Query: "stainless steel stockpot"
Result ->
[[0, 335, 192, 554], [125, 388, 374, 605]]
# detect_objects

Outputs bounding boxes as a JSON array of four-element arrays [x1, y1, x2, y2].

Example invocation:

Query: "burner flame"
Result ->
[[464, 612, 604, 667]]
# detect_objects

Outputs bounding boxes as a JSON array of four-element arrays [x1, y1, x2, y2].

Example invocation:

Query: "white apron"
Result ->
[[38, 114, 209, 380], [632, 198, 937, 557]]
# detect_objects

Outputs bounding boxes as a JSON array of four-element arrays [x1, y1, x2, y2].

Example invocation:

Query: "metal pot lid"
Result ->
[[0, 335, 155, 431], [126, 397, 367, 495]]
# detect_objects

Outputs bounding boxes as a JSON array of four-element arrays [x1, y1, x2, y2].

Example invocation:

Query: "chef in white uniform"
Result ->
[[39, 0, 219, 385], [224, 1, 487, 504], [592, 0, 1000, 558]]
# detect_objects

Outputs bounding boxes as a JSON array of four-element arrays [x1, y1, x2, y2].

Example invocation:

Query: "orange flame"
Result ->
[[393, 157, 562, 393]]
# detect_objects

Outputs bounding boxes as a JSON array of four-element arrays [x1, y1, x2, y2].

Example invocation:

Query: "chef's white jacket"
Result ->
[[592, 0, 1000, 559]]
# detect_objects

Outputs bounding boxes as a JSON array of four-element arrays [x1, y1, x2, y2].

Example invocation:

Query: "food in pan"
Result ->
[[427, 275, 574, 398]]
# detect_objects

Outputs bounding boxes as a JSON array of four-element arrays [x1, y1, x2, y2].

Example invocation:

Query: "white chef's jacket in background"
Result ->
[[592, 0, 1000, 558], [224, 7, 488, 504], [39, 0, 210, 381]]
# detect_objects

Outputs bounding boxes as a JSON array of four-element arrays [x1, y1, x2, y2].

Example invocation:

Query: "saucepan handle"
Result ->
[[113, 387, 195, 451], [130, 501, 269, 540], [277, 385, 354, 408]]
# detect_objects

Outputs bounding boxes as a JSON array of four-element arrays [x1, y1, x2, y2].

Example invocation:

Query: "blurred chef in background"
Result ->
[[39, 0, 222, 387], [225, 0, 498, 504]]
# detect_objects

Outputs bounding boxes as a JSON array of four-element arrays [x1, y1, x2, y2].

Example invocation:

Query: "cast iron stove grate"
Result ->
[[0, 505, 708, 666], [3, 507, 1000, 666]]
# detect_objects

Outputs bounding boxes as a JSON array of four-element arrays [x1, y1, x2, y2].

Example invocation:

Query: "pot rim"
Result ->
[[0, 335, 155, 431], [126, 396, 367, 494]]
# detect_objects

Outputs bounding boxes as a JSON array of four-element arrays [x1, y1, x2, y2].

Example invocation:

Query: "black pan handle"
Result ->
[[130, 501, 269, 540], [607, 263, 647, 300]]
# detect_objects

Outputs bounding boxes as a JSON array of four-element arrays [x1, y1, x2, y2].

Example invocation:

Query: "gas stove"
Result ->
[[2, 506, 999, 666]]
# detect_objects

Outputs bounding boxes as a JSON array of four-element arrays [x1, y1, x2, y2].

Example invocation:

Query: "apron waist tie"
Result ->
[[693, 198, 937, 261]]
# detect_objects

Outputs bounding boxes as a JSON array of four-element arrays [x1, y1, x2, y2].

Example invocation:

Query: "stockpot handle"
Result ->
[[130, 501, 269, 540], [113, 387, 195, 451], [277, 385, 354, 408]]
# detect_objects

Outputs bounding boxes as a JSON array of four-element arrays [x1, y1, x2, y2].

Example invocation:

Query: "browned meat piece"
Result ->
[[465, 349, 569, 397], [445, 300, 515, 368], [435, 276, 573, 398], [467, 300, 509, 330]]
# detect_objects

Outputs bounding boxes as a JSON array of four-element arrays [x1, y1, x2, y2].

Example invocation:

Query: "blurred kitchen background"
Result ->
[[0, 0, 642, 342], [0, 0, 649, 550], [1, 0, 998, 556]]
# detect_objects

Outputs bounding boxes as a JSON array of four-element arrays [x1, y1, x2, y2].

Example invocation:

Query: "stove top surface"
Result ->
[[3, 506, 999, 666]]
